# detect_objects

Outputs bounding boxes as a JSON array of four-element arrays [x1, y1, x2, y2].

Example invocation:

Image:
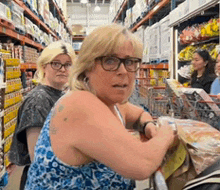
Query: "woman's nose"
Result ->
[[117, 63, 127, 74]]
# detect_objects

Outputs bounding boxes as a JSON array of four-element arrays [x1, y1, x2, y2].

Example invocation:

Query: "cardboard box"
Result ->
[[71, 24, 86, 36]]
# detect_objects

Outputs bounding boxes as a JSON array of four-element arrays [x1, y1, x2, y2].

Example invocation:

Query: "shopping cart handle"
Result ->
[[209, 95, 217, 98], [154, 168, 168, 190]]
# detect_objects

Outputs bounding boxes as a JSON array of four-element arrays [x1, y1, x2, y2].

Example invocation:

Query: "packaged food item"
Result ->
[[158, 116, 220, 175]]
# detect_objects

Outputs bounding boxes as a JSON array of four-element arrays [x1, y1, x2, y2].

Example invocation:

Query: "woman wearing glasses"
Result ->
[[9, 41, 76, 190], [24, 24, 176, 189], [191, 49, 216, 93]]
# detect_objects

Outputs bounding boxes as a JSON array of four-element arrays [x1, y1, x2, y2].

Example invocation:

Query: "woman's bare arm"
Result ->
[[26, 127, 42, 162], [50, 91, 175, 180]]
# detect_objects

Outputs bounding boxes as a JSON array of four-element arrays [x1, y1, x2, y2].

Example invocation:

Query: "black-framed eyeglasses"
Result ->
[[50, 61, 72, 70], [95, 56, 141, 72]]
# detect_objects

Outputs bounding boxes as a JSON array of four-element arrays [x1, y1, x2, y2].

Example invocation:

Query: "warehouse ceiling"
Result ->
[[66, 0, 111, 4]]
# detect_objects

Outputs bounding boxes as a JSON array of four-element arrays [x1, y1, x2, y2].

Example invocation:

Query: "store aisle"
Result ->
[[5, 166, 24, 190]]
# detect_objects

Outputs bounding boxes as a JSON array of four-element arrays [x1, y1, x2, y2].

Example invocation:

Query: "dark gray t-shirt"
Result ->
[[9, 85, 64, 166]]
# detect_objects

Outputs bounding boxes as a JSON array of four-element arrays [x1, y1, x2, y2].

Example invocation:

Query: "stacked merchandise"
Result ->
[[178, 18, 219, 61], [10, 1, 25, 34], [169, 0, 219, 27], [148, 22, 161, 63], [54, 0, 64, 11], [37, 0, 50, 25], [149, 69, 169, 87], [23, 46, 39, 63], [0, 0, 71, 45], [108, 0, 124, 22], [22, 70, 35, 95], [0, 52, 6, 186], [179, 18, 219, 45], [139, 16, 171, 63], [0, 2, 12, 23], [23, 0, 38, 15], [14, 46, 23, 62], [142, 26, 150, 63], [124, 8, 133, 28], [4, 58, 22, 167], [178, 44, 219, 62], [159, 15, 171, 62], [132, 0, 147, 24]]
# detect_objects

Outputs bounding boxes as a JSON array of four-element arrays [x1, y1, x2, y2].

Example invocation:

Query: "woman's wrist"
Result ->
[[142, 121, 157, 134]]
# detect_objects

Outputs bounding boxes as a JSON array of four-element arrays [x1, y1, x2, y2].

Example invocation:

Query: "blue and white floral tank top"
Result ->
[[24, 107, 135, 190]]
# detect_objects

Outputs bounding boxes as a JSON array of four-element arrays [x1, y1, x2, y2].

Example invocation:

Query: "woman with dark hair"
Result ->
[[191, 49, 216, 93]]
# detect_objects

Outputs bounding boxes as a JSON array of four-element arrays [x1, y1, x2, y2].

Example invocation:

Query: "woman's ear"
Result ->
[[85, 70, 91, 79]]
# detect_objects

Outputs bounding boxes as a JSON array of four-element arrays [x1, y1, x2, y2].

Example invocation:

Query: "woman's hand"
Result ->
[[158, 123, 178, 148], [144, 122, 158, 139], [140, 122, 158, 142], [217, 93, 220, 99]]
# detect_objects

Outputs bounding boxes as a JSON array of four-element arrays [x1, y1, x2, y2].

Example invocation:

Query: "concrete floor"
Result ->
[[4, 166, 150, 190]]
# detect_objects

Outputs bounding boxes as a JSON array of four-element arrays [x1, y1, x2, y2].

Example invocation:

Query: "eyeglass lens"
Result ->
[[101, 57, 140, 71], [50, 62, 72, 70]]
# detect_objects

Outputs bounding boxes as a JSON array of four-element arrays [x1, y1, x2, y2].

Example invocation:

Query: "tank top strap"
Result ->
[[114, 105, 125, 126]]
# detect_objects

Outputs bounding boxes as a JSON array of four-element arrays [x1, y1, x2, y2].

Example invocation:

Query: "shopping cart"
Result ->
[[134, 77, 171, 120], [146, 86, 171, 120], [135, 79, 220, 189], [187, 95, 220, 130], [129, 85, 149, 111], [165, 81, 220, 130]]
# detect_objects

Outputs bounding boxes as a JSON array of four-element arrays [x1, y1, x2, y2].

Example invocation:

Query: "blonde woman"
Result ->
[[9, 41, 76, 190], [24, 24, 176, 189]]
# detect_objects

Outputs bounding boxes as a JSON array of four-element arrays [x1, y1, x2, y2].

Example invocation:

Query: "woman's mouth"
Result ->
[[112, 84, 128, 88]]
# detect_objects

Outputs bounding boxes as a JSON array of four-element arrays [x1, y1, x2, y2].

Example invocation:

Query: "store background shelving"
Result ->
[[13, 0, 58, 39], [110, 0, 220, 88], [170, 0, 219, 82], [110, 0, 181, 87], [72, 35, 86, 55]]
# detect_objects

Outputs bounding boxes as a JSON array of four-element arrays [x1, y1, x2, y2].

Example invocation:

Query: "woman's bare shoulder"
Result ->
[[62, 90, 98, 104], [55, 90, 104, 116]]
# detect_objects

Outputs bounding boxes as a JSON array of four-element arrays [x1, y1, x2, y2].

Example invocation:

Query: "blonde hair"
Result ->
[[69, 24, 143, 92], [36, 40, 76, 84]]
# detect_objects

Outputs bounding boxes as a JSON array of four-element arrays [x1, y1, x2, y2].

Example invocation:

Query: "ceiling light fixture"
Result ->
[[80, 0, 88, 4], [94, 5, 101, 12]]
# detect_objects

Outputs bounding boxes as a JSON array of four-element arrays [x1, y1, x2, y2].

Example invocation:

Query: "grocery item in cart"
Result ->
[[165, 79, 199, 119], [158, 116, 220, 175], [181, 87, 220, 130]]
